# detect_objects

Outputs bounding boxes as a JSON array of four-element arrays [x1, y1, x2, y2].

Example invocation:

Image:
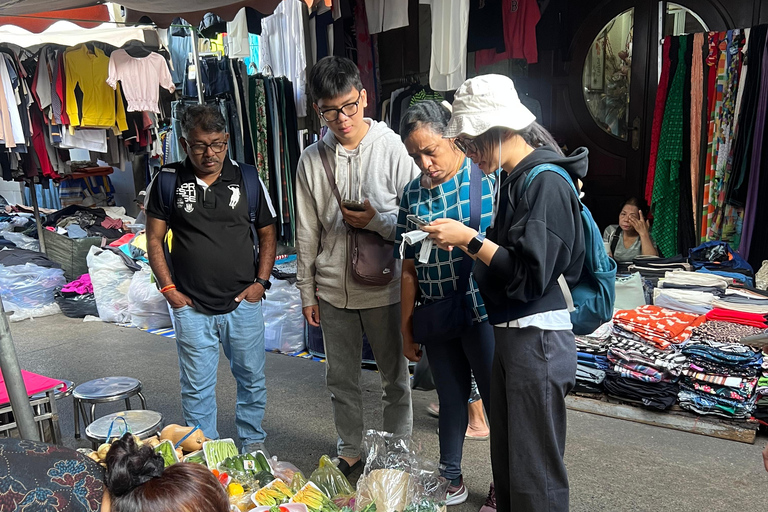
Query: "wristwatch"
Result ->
[[254, 277, 272, 290], [467, 233, 485, 255]]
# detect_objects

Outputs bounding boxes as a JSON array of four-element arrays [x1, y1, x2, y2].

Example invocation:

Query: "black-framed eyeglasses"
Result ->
[[187, 141, 228, 156], [454, 137, 477, 155], [318, 91, 362, 122]]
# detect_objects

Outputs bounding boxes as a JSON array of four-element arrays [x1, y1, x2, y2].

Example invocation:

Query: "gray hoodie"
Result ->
[[296, 120, 420, 309]]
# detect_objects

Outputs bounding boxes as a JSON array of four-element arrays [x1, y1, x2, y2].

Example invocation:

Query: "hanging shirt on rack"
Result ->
[[64, 44, 128, 132], [364, 0, 409, 34], [167, 18, 193, 86], [107, 49, 175, 114], [260, 0, 307, 117], [423, 0, 470, 91], [0, 55, 25, 147], [474, 0, 541, 68], [227, 8, 252, 58]]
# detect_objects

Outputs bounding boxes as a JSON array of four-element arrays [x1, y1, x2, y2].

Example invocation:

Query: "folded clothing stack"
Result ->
[[602, 371, 680, 410], [613, 305, 707, 350], [705, 308, 768, 328], [653, 288, 718, 316], [678, 339, 763, 419], [575, 352, 609, 394]]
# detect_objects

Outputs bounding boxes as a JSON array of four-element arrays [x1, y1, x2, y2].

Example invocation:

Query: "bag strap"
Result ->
[[610, 226, 622, 256], [318, 141, 344, 211], [522, 164, 579, 313], [456, 162, 482, 294], [157, 169, 176, 220]]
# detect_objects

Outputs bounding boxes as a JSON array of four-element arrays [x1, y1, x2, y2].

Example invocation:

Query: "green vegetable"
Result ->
[[185, 453, 205, 465], [255, 470, 275, 485], [154, 441, 176, 468], [204, 440, 238, 468], [255, 451, 272, 473]]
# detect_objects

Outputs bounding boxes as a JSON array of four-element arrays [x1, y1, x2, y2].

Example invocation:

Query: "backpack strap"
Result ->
[[521, 163, 580, 313], [235, 161, 263, 266], [156, 168, 177, 220], [456, 162, 482, 295]]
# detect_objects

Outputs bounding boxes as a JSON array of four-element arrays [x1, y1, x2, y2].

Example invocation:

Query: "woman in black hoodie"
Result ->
[[422, 75, 587, 512]]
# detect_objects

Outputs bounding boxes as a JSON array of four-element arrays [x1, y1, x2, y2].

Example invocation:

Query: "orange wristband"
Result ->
[[160, 284, 176, 294]]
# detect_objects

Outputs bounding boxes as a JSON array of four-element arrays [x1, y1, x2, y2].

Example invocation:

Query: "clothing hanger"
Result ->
[[122, 40, 153, 58]]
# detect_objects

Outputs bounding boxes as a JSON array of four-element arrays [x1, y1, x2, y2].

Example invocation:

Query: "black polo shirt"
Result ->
[[146, 158, 277, 315]]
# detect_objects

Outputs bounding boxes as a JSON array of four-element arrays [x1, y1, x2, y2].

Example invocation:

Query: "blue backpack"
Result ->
[[155, 161, 263, 269], [521, 164, 617, 335]]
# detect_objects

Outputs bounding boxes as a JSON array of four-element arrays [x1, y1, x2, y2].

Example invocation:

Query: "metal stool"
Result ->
[[30, 379, 75, 444], [85, 410, 163, 449], [73, 377, 147, 439]]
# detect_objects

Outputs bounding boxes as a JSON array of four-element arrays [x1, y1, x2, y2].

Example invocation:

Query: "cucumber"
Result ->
[[255, 452, 271, 473]]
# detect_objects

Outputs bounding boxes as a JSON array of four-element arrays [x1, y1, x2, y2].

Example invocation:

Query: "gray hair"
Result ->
[[399, 101, 452, 141], [180, 104, 226, 139]]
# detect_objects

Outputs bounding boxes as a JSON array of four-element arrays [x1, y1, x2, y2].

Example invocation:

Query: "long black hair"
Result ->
[[473, 122, 565, 159]]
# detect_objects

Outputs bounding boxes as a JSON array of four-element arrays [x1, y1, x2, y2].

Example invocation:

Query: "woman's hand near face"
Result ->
[[628, 210, 651, 237]]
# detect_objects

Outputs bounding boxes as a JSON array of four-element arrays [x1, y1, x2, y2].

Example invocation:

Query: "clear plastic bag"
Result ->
[[127, 266, 171, 329], [2, 231, 39, 251], [262, 279, 305, 353], [309, 455, 355, 502], [355, 431, 413, 512], [0, 263, 65, 319], [271, 459, 304, 485], [756, 260, 768, 291], [404, 459, 449, 512], [86, 246, 134, 323]]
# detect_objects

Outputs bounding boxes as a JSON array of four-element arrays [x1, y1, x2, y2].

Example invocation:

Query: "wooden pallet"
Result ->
[[566, 394, 758, 444]]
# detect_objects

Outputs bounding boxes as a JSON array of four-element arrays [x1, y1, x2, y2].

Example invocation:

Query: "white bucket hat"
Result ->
[[443, 74, 536, 139]]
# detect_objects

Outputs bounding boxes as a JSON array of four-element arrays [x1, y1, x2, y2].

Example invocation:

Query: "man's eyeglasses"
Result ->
[[318, 91, 362, 122], [453, 137, 477, 155], [187, 141, 228, 156]]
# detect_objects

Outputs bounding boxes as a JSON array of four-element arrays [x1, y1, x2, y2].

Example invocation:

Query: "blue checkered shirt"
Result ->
[[395, 159, 495, 323]]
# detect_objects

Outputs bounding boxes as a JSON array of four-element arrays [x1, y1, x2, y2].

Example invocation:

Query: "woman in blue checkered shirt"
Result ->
[[395, 101, 496, 509]]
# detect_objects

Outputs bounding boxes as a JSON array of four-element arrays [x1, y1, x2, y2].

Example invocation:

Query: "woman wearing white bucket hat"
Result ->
[[421, 74, 588, 512]]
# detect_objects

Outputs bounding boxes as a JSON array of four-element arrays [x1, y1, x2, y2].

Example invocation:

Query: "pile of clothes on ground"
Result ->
[[43, 205, 132, 240]]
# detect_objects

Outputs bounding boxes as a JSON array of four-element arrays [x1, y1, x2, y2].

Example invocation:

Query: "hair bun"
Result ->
[[105, 433, 165, 497]]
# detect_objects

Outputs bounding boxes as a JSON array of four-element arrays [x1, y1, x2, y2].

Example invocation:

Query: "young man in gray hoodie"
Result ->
[[296, 56, 418, 475]]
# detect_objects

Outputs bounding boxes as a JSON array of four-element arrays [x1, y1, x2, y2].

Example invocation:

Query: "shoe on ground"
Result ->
[[479, 482, 496, 511], [446, 476, 468, 506], [332, 456, 363, 477], [427, 403, 440, 418], [242, 442, 269, 458]]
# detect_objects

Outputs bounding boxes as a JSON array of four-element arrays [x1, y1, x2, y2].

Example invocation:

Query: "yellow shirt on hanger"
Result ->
[[64, 44, 128, 132]]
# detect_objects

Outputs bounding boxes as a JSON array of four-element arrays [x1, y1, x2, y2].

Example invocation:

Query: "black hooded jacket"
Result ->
[[474, 146, 588, 325]]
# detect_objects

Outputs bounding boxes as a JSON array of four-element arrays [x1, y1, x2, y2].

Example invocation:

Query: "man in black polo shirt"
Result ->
[[146, 105, 277, 454]]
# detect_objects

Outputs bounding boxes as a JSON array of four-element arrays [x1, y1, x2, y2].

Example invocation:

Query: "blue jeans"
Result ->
[[426, 321, 494, 481], [172, 300, 267, 445]]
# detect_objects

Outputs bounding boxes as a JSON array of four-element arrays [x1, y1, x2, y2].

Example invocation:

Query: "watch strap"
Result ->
[[255, 277, 271, 290]]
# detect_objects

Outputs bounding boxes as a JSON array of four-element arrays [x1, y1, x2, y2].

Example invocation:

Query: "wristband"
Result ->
[[160, 284, 177, 294]]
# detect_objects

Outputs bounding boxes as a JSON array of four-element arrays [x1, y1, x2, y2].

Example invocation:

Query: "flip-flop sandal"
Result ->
[[336, 458, 363, 477]]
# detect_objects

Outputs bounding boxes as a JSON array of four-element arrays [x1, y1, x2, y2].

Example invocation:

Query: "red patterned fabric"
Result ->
[[613, 305, 707, 349], [645, 38, 673, 204], [705, 308, 768, 328]]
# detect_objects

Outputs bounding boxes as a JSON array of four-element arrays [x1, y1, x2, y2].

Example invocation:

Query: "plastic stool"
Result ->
[[72, 377, 147, 439], [85, 410, 163, 449]]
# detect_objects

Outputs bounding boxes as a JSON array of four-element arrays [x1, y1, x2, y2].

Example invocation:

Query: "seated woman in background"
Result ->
[[0, 434, 228, 512], [603, 197, 659, 262]]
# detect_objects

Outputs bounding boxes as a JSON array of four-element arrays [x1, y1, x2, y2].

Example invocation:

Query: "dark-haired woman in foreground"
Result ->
[[0, 434, 228, 512]]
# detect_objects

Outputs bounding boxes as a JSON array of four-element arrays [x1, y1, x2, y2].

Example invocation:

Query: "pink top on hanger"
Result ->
[[107, 49, 175, 113]]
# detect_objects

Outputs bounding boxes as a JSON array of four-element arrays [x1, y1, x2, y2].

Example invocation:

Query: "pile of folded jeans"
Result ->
[[678, 338, 763, 419], [613, 305, 707, 350]]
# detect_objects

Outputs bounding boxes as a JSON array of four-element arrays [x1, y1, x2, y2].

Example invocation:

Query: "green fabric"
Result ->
[[249, 77, 270, 188], [652, 37, 688, 258]]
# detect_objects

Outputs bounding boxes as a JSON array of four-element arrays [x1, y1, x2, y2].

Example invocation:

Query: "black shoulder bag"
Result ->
[[412, 164, 481, 345]]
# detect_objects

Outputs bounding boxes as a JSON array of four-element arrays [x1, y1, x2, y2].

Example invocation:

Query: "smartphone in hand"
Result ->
[[342, 199, 366, 211], [407, 214, 429, 228]]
